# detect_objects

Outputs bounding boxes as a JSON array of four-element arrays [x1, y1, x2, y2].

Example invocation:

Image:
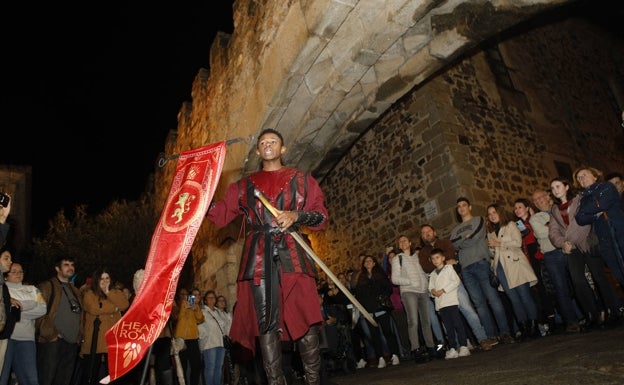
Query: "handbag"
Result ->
[[222, 335, 233, 350], [376, 294, 394, 312]]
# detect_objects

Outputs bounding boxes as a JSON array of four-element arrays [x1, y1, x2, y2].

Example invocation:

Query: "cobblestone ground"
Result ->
[[330, 325, 624, 385]]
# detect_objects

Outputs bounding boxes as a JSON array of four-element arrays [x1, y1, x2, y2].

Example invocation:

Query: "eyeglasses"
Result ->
[[9, 270, 23, 274], [217, 299, 226, 302]]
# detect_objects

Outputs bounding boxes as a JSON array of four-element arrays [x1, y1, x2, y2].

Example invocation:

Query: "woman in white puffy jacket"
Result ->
[[1, 261, 47, 385], [390, 235, 436, 361]]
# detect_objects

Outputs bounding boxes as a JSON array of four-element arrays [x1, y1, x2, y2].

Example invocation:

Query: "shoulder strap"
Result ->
[[468, 216, 485, 239], [207, 310, 225, 335], [45, 279, 56, 315]]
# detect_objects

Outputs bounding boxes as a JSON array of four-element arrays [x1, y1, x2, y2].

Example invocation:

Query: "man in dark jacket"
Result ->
[[605, 171, 624, 209], [0, 194, 10, 249], [36, 256, 83, 385]]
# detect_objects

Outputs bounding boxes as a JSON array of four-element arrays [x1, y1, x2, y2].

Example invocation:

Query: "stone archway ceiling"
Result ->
[[240, 0, 572, 181]]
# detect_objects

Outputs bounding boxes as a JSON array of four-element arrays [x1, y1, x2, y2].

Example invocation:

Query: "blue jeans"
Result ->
[[361, 311, 400, 358], [496, 264, 538, 323], [202, 346, 226, 385], [543, 248, 579, 323], [356, 316, 378, 358], [428, 298, 444, 344], [461, 260, 510, 336], [457, 282, 487, 342], [1, 339, 40, 385]]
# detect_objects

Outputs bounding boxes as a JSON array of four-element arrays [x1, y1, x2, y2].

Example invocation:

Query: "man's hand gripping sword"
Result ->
[[253, 188, 378, 327]]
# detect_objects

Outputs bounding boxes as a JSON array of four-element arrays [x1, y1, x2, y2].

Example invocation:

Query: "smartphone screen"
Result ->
[[516, 220, 527, 232], [188, 294, 195, 306]]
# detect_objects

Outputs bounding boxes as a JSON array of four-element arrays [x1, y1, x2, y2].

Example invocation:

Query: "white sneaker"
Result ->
[[390, 354, 400, 366], [445, 348, 459, 360], [467, 340, 475, 350], [377, 357, 386, 368], [458, 346, 471, 357], [356, 358, 367, 369]]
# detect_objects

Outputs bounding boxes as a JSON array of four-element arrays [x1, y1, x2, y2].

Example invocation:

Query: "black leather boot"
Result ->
[[297, 325, 321, 385], [258, 333, 286, 385]]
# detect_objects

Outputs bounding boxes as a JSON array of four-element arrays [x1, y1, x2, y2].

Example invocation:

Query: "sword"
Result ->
[[253, 188, 378, 327]]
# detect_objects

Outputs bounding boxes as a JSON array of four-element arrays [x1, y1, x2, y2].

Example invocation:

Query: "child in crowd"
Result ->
[[428, 248, 470, 360]]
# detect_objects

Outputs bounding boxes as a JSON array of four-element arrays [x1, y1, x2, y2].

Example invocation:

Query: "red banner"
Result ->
[[102, 142, 227, 383]]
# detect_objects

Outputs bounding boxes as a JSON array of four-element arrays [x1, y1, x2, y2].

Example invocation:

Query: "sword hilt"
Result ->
[[253, 189, 279, 217]]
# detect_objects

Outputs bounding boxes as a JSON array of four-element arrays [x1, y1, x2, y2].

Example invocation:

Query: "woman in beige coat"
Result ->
[[485, 203, 539, 339], [79, 267, 129, 385]]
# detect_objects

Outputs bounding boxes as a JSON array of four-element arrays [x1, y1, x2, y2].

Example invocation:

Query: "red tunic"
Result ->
[[207, 167, 328, 353]]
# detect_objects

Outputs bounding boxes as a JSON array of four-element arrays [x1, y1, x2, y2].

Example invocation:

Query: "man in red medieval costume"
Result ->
[[206, 128, 329, 385]]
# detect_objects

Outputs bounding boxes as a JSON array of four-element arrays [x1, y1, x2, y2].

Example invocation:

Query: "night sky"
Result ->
[[1, 2, 234, 236]]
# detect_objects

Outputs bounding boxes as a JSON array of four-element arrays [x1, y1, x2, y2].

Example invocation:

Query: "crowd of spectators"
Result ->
[[315, 165, 624, 383], [1, 164, 624, 385]]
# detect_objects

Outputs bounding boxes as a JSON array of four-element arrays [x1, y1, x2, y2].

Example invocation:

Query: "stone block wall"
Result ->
[[154, 14, 624, 301], [314, 17, 624, 276]]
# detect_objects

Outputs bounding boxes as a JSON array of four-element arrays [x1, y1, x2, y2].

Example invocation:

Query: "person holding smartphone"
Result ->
[[513, 198, 558, 336], [0, 193, 11, 250], [172, 287, 205, 385]]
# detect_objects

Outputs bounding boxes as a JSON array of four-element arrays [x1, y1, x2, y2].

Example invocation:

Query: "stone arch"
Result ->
[[155, 0, 624, 295]]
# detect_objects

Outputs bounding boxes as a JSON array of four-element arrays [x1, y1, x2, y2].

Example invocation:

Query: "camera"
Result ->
[[0, 192, 9, 208], [188, 294, 195, 306], [70, 300, 82, 314]]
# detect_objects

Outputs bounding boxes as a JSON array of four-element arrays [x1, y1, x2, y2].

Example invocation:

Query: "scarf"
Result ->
[[558, 199, 574, 226], [493, 222, 501, 236]]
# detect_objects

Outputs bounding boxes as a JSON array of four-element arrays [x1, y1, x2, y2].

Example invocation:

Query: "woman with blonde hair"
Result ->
[[575, 166, 624, 320]]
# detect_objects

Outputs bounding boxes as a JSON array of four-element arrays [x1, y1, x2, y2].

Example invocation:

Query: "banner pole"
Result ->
[[157, 135, 253, 168]]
